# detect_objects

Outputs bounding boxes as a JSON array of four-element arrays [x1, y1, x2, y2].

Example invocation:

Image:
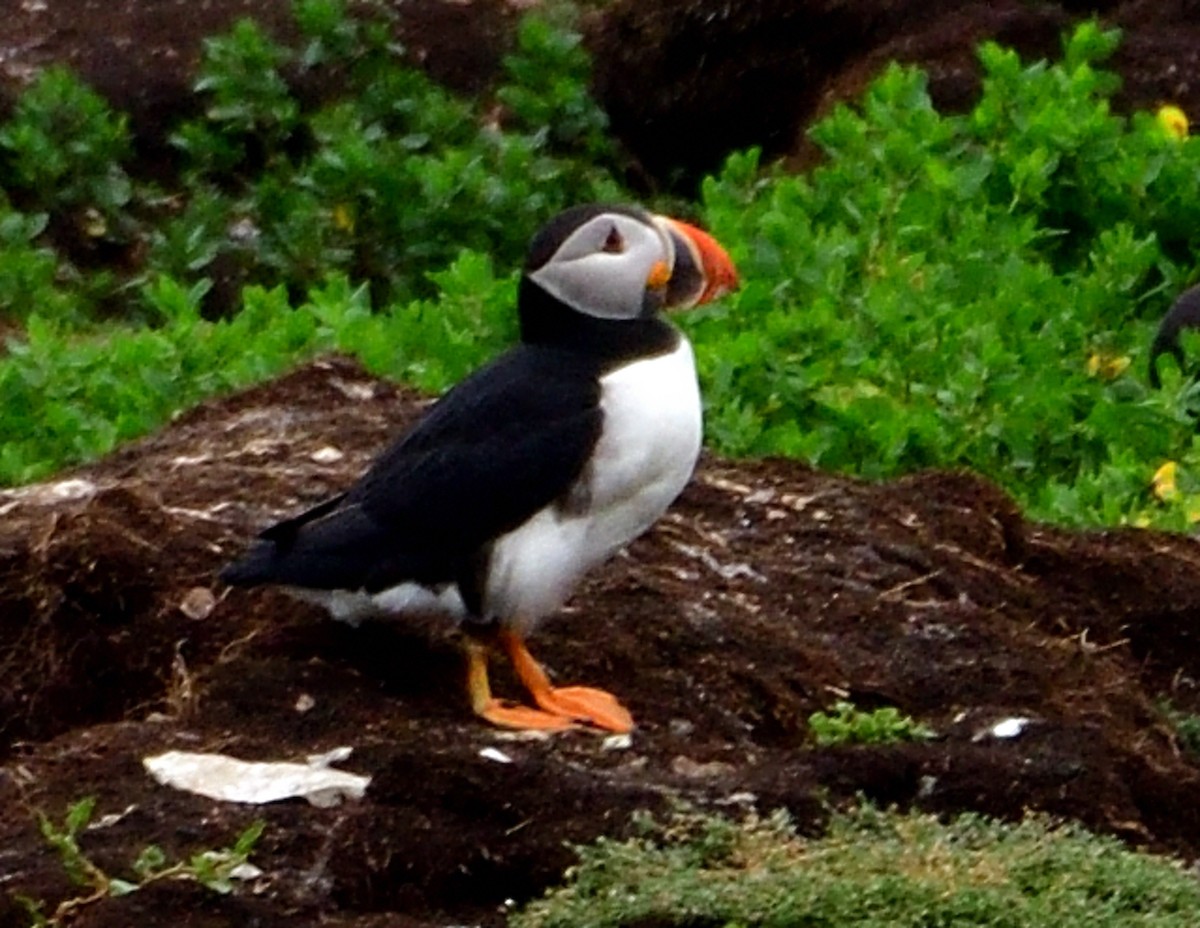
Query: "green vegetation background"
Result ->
[[4, 3, 1200, 531]]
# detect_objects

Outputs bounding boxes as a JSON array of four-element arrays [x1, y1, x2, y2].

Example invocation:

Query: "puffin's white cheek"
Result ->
[[532, 256, 647, 320]]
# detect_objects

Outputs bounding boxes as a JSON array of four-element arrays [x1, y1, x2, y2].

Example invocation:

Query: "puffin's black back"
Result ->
[[219, 345, 606, 605]]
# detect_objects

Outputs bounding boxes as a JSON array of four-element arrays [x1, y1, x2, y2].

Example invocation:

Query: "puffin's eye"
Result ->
[[601, 226, 625, 254]]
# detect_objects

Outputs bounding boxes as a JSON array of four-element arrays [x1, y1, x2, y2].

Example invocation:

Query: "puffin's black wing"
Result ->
[[220, 345, 603, 593]]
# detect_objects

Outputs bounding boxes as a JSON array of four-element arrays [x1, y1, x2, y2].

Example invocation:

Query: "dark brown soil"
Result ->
[[4, 355, 1200, 926]]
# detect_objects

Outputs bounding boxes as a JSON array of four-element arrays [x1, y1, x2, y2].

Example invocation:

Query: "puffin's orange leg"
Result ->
[[465, 641, 576, 731], [499, 629, 634, 734]]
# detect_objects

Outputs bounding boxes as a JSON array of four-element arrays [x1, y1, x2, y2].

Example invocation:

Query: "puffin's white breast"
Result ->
[[300, 338, 702, 629], [483, 337, 702, 629]]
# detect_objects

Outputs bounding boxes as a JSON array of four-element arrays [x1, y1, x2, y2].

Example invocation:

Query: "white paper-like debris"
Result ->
[[307, 745, 354, 766], [330, 377, 377, 401], [479, 747, 514, 764], [490, 729, 553, 743], [714, 791, 758, 807], [170, 453, 212, 468], [144, 750, 369, 808], [0, 477, 99, 510]]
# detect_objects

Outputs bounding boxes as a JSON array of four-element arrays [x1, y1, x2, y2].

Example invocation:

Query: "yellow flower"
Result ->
[[332, 203, 355, 233], [82, 207, 107, 239], [1153, 461, 1179, 501], [1085, 352, 1131, 380], [1157, 104, 1189, 140]]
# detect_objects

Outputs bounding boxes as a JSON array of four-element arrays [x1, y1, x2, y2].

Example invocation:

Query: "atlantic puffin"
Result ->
[[220, 203, 738, 733]]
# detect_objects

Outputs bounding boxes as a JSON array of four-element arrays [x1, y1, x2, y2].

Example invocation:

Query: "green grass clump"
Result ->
[[18, 796, 264, 926], [808, 701, 936, 746], [514, 806, 1200, 928], [692, 21, 1200, 528], [1158, 700, 1200, 758]]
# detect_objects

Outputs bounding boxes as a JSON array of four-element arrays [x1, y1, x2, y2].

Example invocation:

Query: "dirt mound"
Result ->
[[3, 355, 1200, 926]]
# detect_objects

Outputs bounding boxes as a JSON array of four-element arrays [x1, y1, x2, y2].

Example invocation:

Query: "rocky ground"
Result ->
[[4, 356, 1200, 926]]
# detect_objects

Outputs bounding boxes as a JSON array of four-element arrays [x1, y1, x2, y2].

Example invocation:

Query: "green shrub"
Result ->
[[0, 197, 75, 324], [0, 66, 133, 223], [498, 9, 616, 163], [11, 14, 1200, 539], [514, 806, 1200, 928], [190, 18, 299, 165], [155, 0, 622, 305], [692, 21, 1200, 528], [0, 0, 622, 328]]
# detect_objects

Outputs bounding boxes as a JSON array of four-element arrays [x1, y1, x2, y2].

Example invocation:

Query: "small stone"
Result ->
[[668, 718, 696, 737], [973, 716, 1033, 742], [310, 446, 344, 464], [179, 587, 216, 620], [991, 717, 1031, 739], [479, 747, 514, 764], [671, 755, 735, 779]]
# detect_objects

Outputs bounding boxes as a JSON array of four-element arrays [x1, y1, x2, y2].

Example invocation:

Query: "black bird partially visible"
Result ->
[[221, 203, 739, 733], [1150, 283, 1200, 389]]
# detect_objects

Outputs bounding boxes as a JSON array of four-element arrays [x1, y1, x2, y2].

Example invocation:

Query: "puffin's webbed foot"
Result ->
[[499, 629, 634, 734], [463, 631, 634, 733], [527, 684, 634, 734], [466, 641, 577, 731]]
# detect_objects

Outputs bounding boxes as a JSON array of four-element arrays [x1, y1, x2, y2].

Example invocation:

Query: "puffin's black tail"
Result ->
[[218, 542, 277, 587], [1150, 284, 1200, 389], [219, 493, 351, 588]]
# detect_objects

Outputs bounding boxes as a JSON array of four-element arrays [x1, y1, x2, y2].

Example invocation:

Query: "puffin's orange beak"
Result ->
[[656, 216, 740, 310]]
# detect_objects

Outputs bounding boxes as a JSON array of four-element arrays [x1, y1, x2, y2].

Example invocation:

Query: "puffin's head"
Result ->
[[523, 204, 738, 321]]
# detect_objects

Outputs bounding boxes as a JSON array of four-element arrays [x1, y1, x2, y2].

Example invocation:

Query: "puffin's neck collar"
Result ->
[[517, 277, 680, 367]]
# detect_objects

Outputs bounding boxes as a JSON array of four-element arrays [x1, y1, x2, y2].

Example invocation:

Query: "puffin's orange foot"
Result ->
[[530, 685, 634, 734], [497, 629, 636, 734], [475, 698, 578, 732]]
